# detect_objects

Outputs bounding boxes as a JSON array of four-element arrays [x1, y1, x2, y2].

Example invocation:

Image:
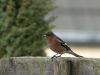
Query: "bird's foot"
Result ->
[[51, 55, 56, 61], [51, 54, 62, 61]]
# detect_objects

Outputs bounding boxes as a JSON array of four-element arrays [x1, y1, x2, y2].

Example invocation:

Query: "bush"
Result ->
[[0, 0, 54, 58]]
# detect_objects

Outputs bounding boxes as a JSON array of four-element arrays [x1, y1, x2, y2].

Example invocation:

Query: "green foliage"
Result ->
[[0, 0, 54, 58]]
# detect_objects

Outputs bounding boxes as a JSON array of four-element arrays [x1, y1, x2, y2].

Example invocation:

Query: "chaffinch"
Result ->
[[44, 31, 83, 59]]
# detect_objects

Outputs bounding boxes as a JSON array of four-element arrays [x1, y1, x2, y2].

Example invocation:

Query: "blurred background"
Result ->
[[0, 0, 100, 58], [45, 0, 100, 58]]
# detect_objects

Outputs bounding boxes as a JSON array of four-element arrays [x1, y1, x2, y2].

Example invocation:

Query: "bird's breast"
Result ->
[[47, 39, 66, 54]]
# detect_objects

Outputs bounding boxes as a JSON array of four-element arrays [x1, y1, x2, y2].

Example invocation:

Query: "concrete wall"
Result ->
[[0, 57, 100, 75]]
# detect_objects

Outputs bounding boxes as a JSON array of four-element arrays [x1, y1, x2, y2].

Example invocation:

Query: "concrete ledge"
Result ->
[[0, 57, 100, 75]]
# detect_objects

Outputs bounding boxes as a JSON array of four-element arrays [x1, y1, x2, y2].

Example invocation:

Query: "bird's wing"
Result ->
[[61, 42, 72, 50], [54, 34, 65, 43], [55, 34, 72, 51], [54, 34, 83, 57]]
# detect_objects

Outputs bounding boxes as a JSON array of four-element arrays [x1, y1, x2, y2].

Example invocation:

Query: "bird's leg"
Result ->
[[57, 54, 63, 57], [57, 52, 66, 57], [51, 53, 58, 61]]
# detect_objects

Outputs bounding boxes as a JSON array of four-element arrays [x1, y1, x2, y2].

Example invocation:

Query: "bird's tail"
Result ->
[[68, 50, 83, 57]]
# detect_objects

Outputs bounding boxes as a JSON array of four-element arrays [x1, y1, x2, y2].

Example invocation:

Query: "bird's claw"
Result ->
[[51, 54, 62, 61], [51, 56, 56, 61]]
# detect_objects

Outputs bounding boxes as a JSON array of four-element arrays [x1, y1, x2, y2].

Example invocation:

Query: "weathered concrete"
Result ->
[[0, 57, 100, 75]]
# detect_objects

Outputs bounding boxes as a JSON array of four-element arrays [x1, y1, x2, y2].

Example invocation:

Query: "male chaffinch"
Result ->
[[44, 31, 83, 59]]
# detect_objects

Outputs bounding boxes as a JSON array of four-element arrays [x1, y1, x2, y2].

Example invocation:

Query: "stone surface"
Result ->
[[0, 57, 100, 75]]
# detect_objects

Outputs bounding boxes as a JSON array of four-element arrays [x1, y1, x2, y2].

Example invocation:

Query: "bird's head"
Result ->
[[44, 31, 54, 38]]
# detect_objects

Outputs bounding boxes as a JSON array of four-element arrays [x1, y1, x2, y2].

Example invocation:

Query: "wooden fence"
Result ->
[[0, 57, 100, 75]]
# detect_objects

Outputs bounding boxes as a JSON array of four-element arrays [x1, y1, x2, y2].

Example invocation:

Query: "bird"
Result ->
[[44, 31, 83, 60]]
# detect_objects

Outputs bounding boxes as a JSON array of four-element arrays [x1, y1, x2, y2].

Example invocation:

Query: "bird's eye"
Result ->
[[45, 33, 50, 36]]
